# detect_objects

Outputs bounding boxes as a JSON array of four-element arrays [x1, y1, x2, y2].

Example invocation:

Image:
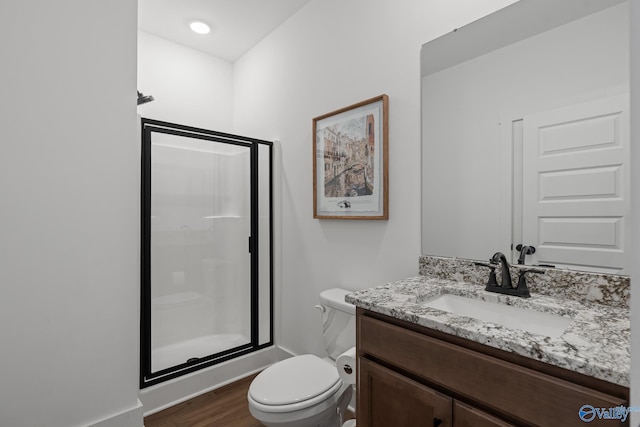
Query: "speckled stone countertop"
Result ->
[[419, 255, 630, 309], [346, 275, 630, 387]]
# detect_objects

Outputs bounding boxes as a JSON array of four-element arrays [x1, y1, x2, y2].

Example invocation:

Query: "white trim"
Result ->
[[88, 400, 144, 427], [628, 1, 640, 425], [498, 113, 514, 261]]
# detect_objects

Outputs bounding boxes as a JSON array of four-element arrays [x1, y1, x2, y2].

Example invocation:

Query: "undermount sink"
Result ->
[[422, 293, 571, 338]]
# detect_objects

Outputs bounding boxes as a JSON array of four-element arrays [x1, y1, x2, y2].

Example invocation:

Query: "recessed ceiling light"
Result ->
[[190, 21, 210, 35]]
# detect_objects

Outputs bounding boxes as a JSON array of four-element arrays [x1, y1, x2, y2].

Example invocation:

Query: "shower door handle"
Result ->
[[248, 236, 253, 253]]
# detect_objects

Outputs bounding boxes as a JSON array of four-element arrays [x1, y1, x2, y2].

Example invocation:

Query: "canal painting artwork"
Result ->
[[322, 113, 375, 198], [313, 95, 388, 219]]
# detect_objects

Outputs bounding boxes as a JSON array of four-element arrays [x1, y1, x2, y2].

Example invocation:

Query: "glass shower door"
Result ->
[[140, 119, 272, 387]]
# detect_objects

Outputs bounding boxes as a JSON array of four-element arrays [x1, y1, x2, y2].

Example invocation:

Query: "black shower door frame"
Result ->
[[140, 118, 273, 388]]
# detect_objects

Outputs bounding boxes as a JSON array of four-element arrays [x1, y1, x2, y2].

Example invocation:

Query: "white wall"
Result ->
[[421, 4, 629, 262], [0, 1, 141, 426], [3, 2, 633, 425], [629, 0, 640, 423], [137, 31, 233, 131], [233, 0, 518, 357], [136, 31, 280, 414]]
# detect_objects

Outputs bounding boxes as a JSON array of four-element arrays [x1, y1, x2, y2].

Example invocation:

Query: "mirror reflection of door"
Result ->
[[512, 95, 629, 274], [421, 1, 629, 268]]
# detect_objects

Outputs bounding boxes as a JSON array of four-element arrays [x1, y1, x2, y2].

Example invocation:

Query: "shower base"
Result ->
[[152, 333, 250, 373]]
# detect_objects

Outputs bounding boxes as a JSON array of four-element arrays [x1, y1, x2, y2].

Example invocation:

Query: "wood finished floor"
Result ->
[[144, 374, 265, 427], [144, 373, 356, 427]]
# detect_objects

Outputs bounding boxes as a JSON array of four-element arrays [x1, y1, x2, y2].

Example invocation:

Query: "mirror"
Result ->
[[420, 0, 630, 274]]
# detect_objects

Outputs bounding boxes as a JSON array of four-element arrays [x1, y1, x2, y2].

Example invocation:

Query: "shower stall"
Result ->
[[140, 118, 273, 388]]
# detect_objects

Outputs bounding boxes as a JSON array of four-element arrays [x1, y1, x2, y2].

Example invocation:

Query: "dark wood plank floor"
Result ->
[[144, 373, 356, 427], [144, 374, 265, 427]]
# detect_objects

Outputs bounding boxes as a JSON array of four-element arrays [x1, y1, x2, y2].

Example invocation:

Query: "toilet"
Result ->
[[248, 288, 356, 427]]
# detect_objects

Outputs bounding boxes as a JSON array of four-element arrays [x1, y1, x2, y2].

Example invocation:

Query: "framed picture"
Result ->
[[313, 94, 389, 220]]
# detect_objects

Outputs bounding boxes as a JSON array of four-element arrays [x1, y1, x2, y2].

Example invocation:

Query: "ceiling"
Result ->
[[138, 0, 313, 63]]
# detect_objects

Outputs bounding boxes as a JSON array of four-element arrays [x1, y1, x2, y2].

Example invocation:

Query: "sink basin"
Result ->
[[422, 294, 571, 338]]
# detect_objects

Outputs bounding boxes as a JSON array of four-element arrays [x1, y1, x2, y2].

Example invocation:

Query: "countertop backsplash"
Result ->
[[419, 255, 629, 310]]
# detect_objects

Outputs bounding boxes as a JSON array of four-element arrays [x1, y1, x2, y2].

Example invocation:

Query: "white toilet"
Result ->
[[248, 288, 356, 427]]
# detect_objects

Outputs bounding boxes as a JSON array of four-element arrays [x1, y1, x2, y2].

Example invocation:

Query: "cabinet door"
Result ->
[[358, 357, 452, 427], [453, 401, 515, 427]]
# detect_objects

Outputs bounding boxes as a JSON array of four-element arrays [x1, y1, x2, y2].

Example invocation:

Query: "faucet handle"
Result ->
[[515, 268, 545, 297], [474, 261, 494, 269], [474, 262, 498, 287], [519, 268, 545, 275], [474, 261, 498, 273]]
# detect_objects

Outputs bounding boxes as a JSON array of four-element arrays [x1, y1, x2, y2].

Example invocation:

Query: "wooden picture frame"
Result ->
[[313, 94, 389, 219]]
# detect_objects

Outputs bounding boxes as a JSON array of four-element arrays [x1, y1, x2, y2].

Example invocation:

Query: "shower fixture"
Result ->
[[137, 90, 155, 105]]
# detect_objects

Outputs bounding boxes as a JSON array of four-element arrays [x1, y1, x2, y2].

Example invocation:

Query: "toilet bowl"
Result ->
[[247, 288, 356, 427], [248, 354, 352, 427]]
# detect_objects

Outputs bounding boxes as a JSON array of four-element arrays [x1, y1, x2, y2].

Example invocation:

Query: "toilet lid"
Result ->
[[249, 354, 341, 406]]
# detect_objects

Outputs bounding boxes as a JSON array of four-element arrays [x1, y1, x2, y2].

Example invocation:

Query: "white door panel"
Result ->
[[521, 95, 629, 274], [539, 166, 621, 200], [538, 217, 621, 247], [537, 113, 620, 155], [536, 201, 626, 217]]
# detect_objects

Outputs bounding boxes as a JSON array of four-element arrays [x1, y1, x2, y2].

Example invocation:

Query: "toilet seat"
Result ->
[[249, 354, 342, 413]]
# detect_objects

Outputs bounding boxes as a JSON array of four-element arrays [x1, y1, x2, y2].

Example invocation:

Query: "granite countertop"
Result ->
[[346, 276, 630, 387]]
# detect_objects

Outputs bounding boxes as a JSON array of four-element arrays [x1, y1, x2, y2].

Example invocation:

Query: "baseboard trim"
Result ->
[[88, 399, 144, 427], [140, 345, 293, 416]]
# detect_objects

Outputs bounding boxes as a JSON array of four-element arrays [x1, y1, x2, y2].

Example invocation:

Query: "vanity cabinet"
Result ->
[[356, 308, 629, 427], [453, 401, 515, 427], [359, 357, 510, 427], [359, 357, 451, 426]]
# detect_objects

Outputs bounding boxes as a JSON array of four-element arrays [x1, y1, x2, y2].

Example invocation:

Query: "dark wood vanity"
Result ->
[[356, 308, 629, 427]]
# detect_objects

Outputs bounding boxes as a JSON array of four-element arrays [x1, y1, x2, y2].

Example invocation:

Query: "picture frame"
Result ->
[[313, 94, 389, 220]]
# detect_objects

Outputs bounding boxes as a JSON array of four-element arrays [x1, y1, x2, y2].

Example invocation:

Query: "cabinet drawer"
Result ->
[[454, 401, 515, 427], [359, 315, 627, 426], [359, 357, 451, 427]]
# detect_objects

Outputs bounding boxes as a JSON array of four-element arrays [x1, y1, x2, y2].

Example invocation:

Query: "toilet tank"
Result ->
[[318, 288, 356, 361]]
